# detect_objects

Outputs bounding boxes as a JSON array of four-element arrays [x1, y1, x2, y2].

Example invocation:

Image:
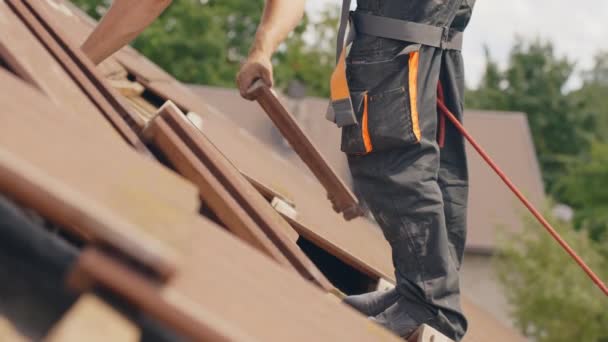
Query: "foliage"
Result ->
[[70, 0, 109, 17], [467, 39, 593, 193], [552, 52, 608, 240], [70, 0, 338, 97], [467, 42, 608, 240], [466, 46, 508, 110], [473, 41, 608, 341], [273, 6, 338, 97], [556, 140, 608, 241], [496, 210, 608, 342], [571, 52, 608, 143]]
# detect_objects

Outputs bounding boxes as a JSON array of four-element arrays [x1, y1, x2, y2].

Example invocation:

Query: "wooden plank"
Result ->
[[97, 57, 129, 80], [31, 1, 392, 286], [11, 0, 147, 149], [142, 106, 295, 269], [0, 72, 391, 341], [0, 70, 377, 340], [196, 111, 394, 281], [0, 1, 122, 144], [120, 71, 395, 282], [283, 215, 389, 280], [46, 294, 140, 342], [0, 66, 399, 341], [126, 96, 159, 120], [123, 97, 157, 122], [109, 80, 145, 97], [42, 0, 173, 82], [0, 65, 199, 216], [113, 65, 394, 281], [144, 80, 210, 112], [0, 148, 177, 281], [69, 238, 402, 341], [114, 47, 175, 82], [39, 0, 390, 287], [0, 69, 202, 280], [168, 216, 400, 342], [248, 81, 362, 220], [68, 248, 249, 342], [244, 173, 296, 208], [156, 103, 331, 290], [408, 324, 454, 342], [0, 41, 38, 86]]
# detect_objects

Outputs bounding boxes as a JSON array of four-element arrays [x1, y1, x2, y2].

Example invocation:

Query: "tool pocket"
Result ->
[[340, 46, 422, 155], [340, 91, 368, 153]]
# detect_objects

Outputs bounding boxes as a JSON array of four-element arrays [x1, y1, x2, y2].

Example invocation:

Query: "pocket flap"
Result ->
[[337, 91, 366, 127], [326, 93, 363, 127]]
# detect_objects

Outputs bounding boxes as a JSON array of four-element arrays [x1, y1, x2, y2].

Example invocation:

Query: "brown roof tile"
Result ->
[[6, 1, 530, 340]]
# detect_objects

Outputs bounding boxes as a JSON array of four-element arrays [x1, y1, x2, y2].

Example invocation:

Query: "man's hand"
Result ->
[[237, 51, 273, 100], [235, 0, 305, 100]]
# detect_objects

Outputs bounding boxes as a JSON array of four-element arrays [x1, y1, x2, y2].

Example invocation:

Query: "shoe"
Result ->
[[342, 287, 400, 316], [370, 297, 434, 339]]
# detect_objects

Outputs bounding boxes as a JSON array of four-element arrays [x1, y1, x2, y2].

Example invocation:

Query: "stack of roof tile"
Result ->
[[0, 1, 525, 341]]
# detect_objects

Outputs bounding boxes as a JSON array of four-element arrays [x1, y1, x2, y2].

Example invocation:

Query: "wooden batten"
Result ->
[[108, 79, 145, 98], [408, 324, 454, 342], [12, 0, 148, 146], [45, 295, 140, 342], [142, 105, 295, 270], [150, 102, 333, 291], [248, 81, 362, 220]]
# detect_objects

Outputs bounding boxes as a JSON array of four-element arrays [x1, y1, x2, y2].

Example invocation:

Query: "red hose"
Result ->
[[436, 99, 608, 297]]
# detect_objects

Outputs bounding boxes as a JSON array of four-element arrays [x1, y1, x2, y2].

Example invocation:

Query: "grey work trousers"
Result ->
[[342, 1, 475, 340]]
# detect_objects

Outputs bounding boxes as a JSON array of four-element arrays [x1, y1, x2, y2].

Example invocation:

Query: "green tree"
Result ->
[[70, 0, 338, 96], [556, 140, 608, 241], [571, 52, 608, 142], [468, 39, 590, 193], [496, 210, 608, 342], [69, 0, 109, 17], [541, 52, 608, 240], [473, 44, 608, 337], [466, 46, 507, 110], [274, 6, 338, 97]]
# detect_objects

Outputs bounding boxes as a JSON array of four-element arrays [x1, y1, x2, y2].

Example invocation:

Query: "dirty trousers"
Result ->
[[342, 2, 475, 340]]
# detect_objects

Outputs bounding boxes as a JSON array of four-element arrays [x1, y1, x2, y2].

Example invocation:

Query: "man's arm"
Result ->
[[236, 0, 306, 99], [81, 0, 172, 65]]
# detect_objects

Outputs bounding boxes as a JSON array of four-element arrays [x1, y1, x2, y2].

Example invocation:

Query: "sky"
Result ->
[[306, 0, 608, 88]]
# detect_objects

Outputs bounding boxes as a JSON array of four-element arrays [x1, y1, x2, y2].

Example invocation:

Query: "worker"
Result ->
[[237, 0, 476, 340], [81, 0, 172, 65]]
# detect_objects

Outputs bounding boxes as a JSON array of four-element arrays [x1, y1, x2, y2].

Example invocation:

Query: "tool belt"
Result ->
[[327, 1, 464, 145]]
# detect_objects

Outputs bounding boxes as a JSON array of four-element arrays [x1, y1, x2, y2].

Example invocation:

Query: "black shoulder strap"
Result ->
[[335, 0, 352, 63]]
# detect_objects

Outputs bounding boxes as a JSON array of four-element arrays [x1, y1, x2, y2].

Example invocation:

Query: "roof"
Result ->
[[0, 2, 399, 340], [0, 0, 528, 340], [190, 85, 546, 253], [464, 110, 545, 252]]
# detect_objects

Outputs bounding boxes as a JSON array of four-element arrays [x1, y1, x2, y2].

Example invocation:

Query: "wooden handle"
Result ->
[[249, 83, 363, 220]]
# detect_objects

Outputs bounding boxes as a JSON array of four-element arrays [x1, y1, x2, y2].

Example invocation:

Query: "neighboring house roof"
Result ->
[[464, 110, 545, 252], [190, 85, 546, 253]]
